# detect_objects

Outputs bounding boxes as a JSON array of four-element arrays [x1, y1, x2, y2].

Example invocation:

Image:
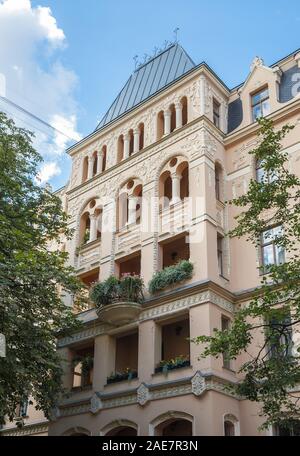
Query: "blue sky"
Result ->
[[1, 0, 300, 189]]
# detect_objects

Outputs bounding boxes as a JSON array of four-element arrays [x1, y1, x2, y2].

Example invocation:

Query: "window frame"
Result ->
[[251, 87, 270, 121], [260, 225, 285, 270], [213, 98, 220, 128], [221, 315, 231, 370]]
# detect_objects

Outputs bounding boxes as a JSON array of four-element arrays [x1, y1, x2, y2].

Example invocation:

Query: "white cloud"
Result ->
[[0, 0, 81, 187], [37, 161, 61, 185]]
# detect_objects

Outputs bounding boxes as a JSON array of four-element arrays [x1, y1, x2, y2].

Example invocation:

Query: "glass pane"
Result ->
[[252, 105, 262, 120], [262, 99, 270, 116], [275, 245, 285, 264], [256, 167, 265, 183], [252, 89, 268, 105], [263, 244, 274, 266]]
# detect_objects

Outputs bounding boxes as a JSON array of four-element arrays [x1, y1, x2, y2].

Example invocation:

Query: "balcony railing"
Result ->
[[75, 238, 101, 270], [116, 222, 141, 253], [160, 200, 189, 235]]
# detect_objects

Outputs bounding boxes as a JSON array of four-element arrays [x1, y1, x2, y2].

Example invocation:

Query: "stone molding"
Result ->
[[57, 289, 234, 347], [57, 371, 238, 417], [0, 421, 49, 436]]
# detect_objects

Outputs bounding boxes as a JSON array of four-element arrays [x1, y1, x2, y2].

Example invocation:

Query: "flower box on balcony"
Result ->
[[148, 260, 193, 294], [154, 356, 190, 374], [90, 275, 144, 325], [107, 370, 138, 384]]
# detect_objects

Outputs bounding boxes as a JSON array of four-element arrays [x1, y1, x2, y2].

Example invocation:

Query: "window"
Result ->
[[261, 226, 285, 269], [251, 87, 270, 121], [221, 316, 231, 369], [217, 235, 224, 276], [276, 420, 300, 436], [256, 158, 278, 184], [213, 98, 220, 128], [269, 313, 292, 359], [224, 420, 235, 436], [215, 163, 222, 201], [16, 400, 28, 418]]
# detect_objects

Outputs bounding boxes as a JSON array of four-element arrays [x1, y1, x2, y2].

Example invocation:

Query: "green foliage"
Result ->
[[193, 118, 300, 429], [0, 112, 84, 425], [148, 260, 193, 294], [157, 355, 190, 372], [90, 274, 144, 306]]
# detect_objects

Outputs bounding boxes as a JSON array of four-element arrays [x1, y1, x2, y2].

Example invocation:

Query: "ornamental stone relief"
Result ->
[[137, 383, 150, 406], [191, 371, 206, 396], [90, 393, 103, 414]]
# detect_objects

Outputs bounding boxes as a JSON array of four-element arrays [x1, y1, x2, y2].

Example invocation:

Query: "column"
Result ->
[[96, 149, 103, 174], [87, 155, 94, 179], [199, 75, 206, 116], [123, 133, 130, 159], [133, 128, 140, 153], [164, 109, 171, 135], [175, 101, 183, 129], [89, 214, 98, 242], [93, 334, 116, 391], [171, 173, 181, 204], [128, 195, 137, 225]]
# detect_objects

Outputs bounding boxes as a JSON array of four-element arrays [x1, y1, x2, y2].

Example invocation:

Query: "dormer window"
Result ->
[[213, 98, 220, 128], [251, 87, 270, 121]]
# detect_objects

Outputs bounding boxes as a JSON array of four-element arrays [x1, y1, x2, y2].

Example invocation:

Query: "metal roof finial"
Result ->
[[133, 55, 139, 69], [173, 27, 180, 43]]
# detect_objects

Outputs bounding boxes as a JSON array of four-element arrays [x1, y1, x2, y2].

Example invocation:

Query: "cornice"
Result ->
[[67, 65, 229, 157], [224, 97, 300, 146], [57, 371, 238, 418], [0, 421, 49, 436], [66, 115, 224, 200]]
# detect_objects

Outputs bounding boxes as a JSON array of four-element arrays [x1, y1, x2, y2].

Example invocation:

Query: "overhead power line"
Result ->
[[0, 95, 79, 143]]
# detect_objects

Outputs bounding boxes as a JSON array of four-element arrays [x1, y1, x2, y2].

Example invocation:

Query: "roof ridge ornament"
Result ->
[[250, 56, 264, 72], [132, 36, 179, 71]]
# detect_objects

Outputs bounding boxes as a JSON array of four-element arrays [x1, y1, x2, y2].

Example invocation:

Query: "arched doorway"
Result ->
[[106, 426, 137, 436], [151, 412, 193, 436]]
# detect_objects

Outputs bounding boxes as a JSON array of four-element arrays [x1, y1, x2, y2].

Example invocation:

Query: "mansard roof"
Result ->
[[95, 44, 195, 131]]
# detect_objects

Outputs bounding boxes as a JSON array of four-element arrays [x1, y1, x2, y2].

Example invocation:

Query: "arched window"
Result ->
[[181, 96, 188, 126], [92, 151, 98, 177], [139, 123, 144, 150], [159, 157, 189, 208], [117, 179, 143, 229], [169, 103, 176, 133], [102, 145, 107, 172], [82, 156, 88, 183], [79, 212, 90, 244], [157, 111, 164, 140], [215, 162, 223, 201], [79, 199, 102, 245], [117, 135, 124, 163], [223, 414, 239, 436], [129, 129, 134, 156]]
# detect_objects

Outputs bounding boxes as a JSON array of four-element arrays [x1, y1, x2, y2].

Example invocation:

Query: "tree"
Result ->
[[194, 118, 300, 431], [0, 112, 84, 425]]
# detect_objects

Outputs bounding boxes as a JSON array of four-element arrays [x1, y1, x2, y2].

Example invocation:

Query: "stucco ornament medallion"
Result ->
[[137, 383, 150, 406], [90, 393, 103, 414], [191, 371, 206, 396]]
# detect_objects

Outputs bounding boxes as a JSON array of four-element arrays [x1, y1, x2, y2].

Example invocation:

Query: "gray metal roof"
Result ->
[[95, 44, 195, 131]]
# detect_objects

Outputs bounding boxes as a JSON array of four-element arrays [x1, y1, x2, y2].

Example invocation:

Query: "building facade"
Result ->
[[3, 44, 300, 436]]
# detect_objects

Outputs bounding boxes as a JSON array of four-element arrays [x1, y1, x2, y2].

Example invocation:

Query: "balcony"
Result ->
[[75, 238, 101, 271], [116, 223, 141, 255], [159, 200, 189, 236], [90, 275, 144, 326]]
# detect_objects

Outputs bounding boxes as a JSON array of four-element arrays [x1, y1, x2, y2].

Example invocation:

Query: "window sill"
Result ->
[[71, 384, 93, 392], [222, 366, 236, 374]]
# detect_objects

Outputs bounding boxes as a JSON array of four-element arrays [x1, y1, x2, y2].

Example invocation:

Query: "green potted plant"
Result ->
[[148, 260, 193, 294]]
